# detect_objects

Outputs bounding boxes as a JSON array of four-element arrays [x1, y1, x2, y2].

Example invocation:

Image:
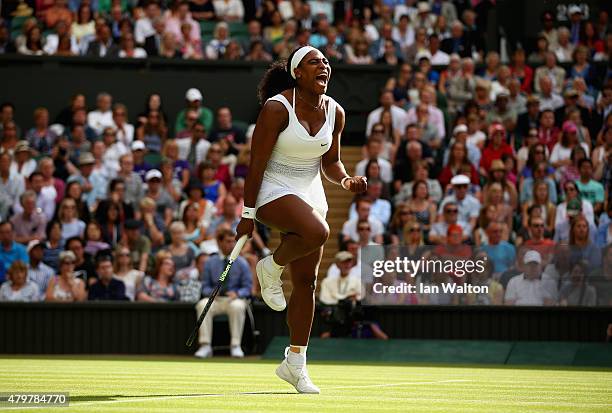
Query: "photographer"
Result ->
[[319, 251, 388, 340]]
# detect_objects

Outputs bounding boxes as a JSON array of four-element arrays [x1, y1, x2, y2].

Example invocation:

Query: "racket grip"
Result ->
[[230, 235, 249, 261]]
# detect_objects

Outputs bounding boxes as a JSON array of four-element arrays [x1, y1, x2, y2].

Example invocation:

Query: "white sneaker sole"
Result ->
[[256, 260, 286, 311], [275, 362, 320, 394]]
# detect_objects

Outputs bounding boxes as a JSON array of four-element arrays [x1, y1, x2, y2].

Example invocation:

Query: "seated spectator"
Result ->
[[569, 45, 596, 89], [557, 145, 587, 190], [483, 160, 518, 210], [479, 221, 517, 276], [0, 260, 40, 302], [482, 182, 514, 233], [88, 254, 128, 301], [550, 122, 590, 171], [596, 203, 612, 247], [208, 107, 246, 150], [45, 250, 87, 302], [11, 191, 47, 245], [205, 142, 232, 189], [536, 77, 564, 112], [42, 221, 62, 271], [114, 245, 144, 301], [365, 90, 407, 138], [87, 93, 114, 137], [143, 17, 165, 57], [179, 22, 203, 59], [465, 253, 504, 305], [438, 175, 481, 232], [504, 250, 556, 305], [26, 240, 54, 300], [71, 4, 96, 48], [536, 110, 560, 152], [534, 52, 566, 95], [474, 204, 510, 247], [175, 88, 213, 136], [348, 180, 391, 227], [131, 141, 152, 182], [521, 180, 556, 234], [575, 158, 605, 216], [199, 160, 227, 206], [12, 141, 37, 182], [137, 250, 179, 302], [205, 21, 231, 60], [208, 194, 240, 236], [139, 197, 165, 249], [554, 206, 597, 244], [165, 221, 196, 271], [429, 202, 470, 245], [479, 123, 513, 177], [520, 161, 558, 205], [559, 260, 597, 306], [555, 181, 595, 228], [83, 221, 110, 257], [401, 180, 436, 234], [520, 215, 556, 260], [121, 219, 151, 273], [144, 169, 175, 227], [395, 160, 443, 206], [212, 0, 244, 22], [342, 198, 384, 244], [86, 21, 120, 58], [57, 198, 85, 244], [136, 110, 168, 154], [553, 27, 574, 63], [443, 124, 480, 169], [17, 26, 44, 56], [568, 215, 601, 270], [159, 158, 183, 204], [119, 32, 147, 58], [195, 228, 252, 358], [0, 221, 29, 282]]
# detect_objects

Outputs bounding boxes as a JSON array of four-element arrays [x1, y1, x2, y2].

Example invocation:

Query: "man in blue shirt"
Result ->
[[479, 221, 516, 276], [0, 221, 29, 283], [195, 228, 252, 359]]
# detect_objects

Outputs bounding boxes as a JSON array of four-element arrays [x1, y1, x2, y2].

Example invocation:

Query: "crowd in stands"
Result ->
[[0, 1, 610, 312]]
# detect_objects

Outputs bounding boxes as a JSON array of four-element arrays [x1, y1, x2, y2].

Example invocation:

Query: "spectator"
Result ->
[[556, 181, 595, 228], [87, 93, 114, 137], [479, 221, 516, 275], [143, 17, 165, 57], [86, 21, 119, 58], [83, 221, 110, 256], [504, 250, 556, 305], [554, 27, 574, 63], [26, 107, 57, 154], [394, 160, 443, 206], [71, 4, 95, 48], [45, 250, 87, 302], [88, 254, 128, 301], [559, 261, 597, 306], [402, 180, 436, 234], [479, 123, 513, 176], [208, 194, 240, 235], [575, 158, 605, 216], [429, 201, 470, 244], [554, 202, 597, 244], [195, 228, 252, 358], [438, 174, 480, 231], [114, 245, 144, 301], [465, 252, 504, 305], [144, 169, 175, 227], [439, 138, 479, 190], [42, 221, 62, 271], [57, 197, 85, 244], [205, 21, 231, 60], [365, 90, 407, 138], [175, 88, 213, 136], [199, 159, 228, 204], [536, 77, 564, 112], [122, 219, 151, 273], [534, 52, 566, 95], [0, 260, 40, 302], [165, 221, 196, 272], [137, 250, 179, 302], [319, 251, 361, 307], [348, 180, 391, 227], [209, 107, 246, 150], [539, 11, 558, 50], [134, 1, 161, 45], [0, 221, 29, 280], [550, 121, 590, 169], [117, 153, 144, 206], [342, 198, 384, 244]]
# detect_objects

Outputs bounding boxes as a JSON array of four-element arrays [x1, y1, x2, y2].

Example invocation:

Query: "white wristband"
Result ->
[[241, 206, 256, 219], [340, 176, 350, 190]]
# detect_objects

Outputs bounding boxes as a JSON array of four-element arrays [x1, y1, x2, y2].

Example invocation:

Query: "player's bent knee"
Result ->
[[304, 222, 330, 250]]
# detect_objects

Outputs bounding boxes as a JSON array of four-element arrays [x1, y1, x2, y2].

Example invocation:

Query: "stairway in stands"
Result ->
[[267, 146, 363, 296]]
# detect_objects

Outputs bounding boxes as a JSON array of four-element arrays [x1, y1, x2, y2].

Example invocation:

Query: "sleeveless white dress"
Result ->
[[255, 89, 337, 219]]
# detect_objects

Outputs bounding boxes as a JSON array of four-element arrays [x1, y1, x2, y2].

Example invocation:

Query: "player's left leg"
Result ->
[[275, 245, 323, 394]]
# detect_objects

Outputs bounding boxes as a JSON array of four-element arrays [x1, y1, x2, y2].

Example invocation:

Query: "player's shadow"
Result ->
[[70, 393, 223, 402]]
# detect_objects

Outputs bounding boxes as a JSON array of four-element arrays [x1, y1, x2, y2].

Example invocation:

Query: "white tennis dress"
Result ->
[[255, 89, 337, 219]]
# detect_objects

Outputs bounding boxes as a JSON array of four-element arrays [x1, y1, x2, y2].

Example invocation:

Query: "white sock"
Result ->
[[287, 345, 307, 366], [265, 255, 284, 273]]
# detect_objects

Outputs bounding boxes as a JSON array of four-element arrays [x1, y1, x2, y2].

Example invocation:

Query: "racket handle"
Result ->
[[230, 235, 248, 261]]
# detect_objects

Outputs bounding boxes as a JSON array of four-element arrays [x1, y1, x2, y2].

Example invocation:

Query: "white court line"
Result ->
[[0, 379, 470, 410]]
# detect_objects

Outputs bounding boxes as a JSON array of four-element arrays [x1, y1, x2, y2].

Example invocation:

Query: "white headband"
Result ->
[[289, 46, 317, 80]]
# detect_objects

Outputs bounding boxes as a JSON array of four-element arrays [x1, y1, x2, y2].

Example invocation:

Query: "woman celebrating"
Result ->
[[235, 46, 366, 393]]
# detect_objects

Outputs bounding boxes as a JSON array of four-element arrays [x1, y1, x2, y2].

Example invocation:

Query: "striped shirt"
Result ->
[[28, 261, 55, 300]]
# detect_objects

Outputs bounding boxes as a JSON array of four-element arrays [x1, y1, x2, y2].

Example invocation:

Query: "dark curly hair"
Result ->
[[257, 48, 300, 105]]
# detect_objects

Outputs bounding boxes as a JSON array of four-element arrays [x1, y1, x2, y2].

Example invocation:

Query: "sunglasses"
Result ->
[[409, 228, 420, 233], [372, 129, 384, 134], [445, 209, 459, 214], [531, 223, 544, 228], [358, 227, 371, 231]]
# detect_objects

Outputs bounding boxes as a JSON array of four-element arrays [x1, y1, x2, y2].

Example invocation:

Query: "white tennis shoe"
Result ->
[[194, 344, 212, 359], [256, 256, 286, 311], [275, 349, 320, 394]]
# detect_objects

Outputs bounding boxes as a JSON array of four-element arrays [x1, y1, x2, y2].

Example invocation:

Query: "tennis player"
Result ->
[[236, 46, 367, 393]]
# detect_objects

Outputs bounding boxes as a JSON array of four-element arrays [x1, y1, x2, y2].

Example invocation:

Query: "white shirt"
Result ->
[[119, 48, 148, 58], [43, 33, 80, 55], [349, 199, 392, 226], [430, 50, 450, 66], [134, 18, 155, 44], [13, 191, 55, 221], [365, 106, 407, 137], [87, 110, 114, 136], [504, 274, 557, 305], [103, 142, 129, 177], [319, 274, 362, 305], [10, 159, 37, 180], [405, 104, 445, 140], [391, 26, 415, 50], [537, 93, 564, 111], [213, 0, 244, 20], [112, 122, 134, 147], [342, 216, 384, 242], [354, 157, 392, 184], [549, 142, 590, 165], [326, 263, 361, 279]]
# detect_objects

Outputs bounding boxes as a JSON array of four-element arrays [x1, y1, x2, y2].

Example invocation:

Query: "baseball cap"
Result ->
[[145, 169, 162, 181], [417, 1, 430, 13], [185, 88, 203, 102], [562, 120, 578, 134], [415, 51, 432, 62], [335, 251, 353, 262], [27, 239, 43, 253], [131, 140, 146, 151], [453, 124, 468, 135], [523, 250, 542, 264], [568, 5, 581, 15], [450, 174, 470, 186], [78, 152, 95, 166]]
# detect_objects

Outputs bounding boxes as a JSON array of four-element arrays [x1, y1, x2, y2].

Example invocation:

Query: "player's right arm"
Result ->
[[236, 100, 288, 240]]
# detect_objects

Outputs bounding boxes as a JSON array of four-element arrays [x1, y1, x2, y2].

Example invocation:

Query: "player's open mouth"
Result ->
[[316, 73, 328, 86]]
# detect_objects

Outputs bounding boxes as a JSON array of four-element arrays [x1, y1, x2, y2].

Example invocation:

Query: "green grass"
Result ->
[[1, 356, 611, 412]]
